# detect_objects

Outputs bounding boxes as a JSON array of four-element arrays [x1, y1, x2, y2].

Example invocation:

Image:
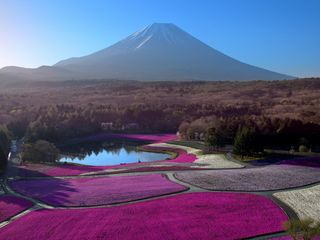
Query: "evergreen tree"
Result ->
[[205, 126, 226, 149], [233, 126, 263, 157]]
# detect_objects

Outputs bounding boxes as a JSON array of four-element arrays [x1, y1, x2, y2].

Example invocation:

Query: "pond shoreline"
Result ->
[[57, 133, 177, 167]]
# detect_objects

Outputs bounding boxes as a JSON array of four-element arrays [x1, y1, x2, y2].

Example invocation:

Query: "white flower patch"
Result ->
[[274, 184, 320, 222], [194, 154, 243, 169], [149, 143, 243, 169]]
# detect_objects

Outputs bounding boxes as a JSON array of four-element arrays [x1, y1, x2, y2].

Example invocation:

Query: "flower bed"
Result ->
[[175, 165, 320, 191], [0, 192, 288, 240], [0, 195, 33, 222], [13, 163, 107, 177], [142, 145, 197, 163], [274, 184, 320, 222], [146, 143, 243, 168], [280, 157, 320, 168], [148, 142, 202, 155], [10, 174, 187, 207]]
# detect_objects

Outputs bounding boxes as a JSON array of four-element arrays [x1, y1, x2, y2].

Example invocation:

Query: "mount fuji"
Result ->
[[0, 23, 294, 81]]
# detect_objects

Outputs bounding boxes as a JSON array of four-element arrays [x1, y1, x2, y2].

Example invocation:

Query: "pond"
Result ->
[[58, 138, 171, 166]]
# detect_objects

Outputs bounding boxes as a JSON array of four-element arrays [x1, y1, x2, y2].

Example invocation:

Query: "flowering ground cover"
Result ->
[[11, 163, 107, 178], [13, 160, 196, 177], [280, 157, 320, 168], [175, 165, 320, 191], [149, 142, 202, 155], [249, 155, 300, 166], [100, 165, 203, 174], [0, 195, 33, 222], [142, 145, 197, 163], [193, 154, 243, 168], [0, 192, 288, 240], [146, 143, 243, 168], [10, 174, 187, 207], [274, 184, 320, 222]]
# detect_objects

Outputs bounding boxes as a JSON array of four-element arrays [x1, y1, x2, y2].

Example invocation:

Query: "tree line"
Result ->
[[179, 115, 320, 156]]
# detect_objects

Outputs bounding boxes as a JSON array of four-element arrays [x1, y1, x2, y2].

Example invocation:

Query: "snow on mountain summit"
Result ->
[[123, 23, 204, 50]]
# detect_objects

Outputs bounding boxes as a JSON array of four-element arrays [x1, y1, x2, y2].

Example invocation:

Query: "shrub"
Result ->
[[283, 219, 320, 240], [233, 126, 263, 157], [299, 145, 309, 153]]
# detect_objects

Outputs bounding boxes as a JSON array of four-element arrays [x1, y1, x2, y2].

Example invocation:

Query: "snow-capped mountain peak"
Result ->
[[0, 23, 294, 81]]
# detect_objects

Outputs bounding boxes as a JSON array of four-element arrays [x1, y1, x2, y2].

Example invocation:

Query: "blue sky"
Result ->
[[1, 0, 319, 77]]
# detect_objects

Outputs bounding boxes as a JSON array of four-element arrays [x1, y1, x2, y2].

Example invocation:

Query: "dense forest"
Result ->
[[0, 78, 320, 155]]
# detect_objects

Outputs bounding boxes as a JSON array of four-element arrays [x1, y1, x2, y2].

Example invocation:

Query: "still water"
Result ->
[[59, 138, 170, 166]]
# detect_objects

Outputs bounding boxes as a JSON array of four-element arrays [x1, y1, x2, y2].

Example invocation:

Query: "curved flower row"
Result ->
[[175, 164, 320, 191], [0, 192, 288, 240], [10, 174, 187, 207], [274, 184, 320, 222]]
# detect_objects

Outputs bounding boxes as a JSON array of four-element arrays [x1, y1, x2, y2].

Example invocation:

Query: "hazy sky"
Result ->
[[1, 0, 319, 77]]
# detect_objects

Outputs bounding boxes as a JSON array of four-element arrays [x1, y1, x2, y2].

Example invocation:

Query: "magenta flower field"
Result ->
[[10, 174, 187, 206], [0, 195, 33, 222], [143, 145, 197, 163], [14, 163, 107, 177], [0, 192, 288, 240]]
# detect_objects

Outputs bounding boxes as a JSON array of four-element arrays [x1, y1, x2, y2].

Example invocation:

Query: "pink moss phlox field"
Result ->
[[107, 165, 202, 174], [0, 192, 288, 240], [0, 195, 33, 222], [10, 174, 187, 207], [15, 163, 107, 177], [281, 157, 320, 168]]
